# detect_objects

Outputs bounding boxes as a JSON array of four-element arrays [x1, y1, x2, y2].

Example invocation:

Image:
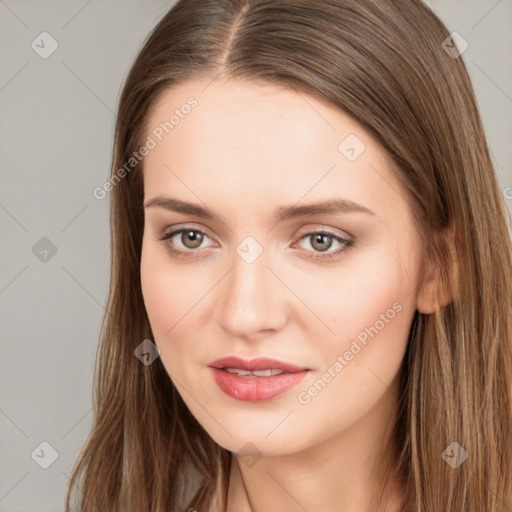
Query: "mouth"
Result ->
[[221, 367, 288, 377], [208, 355, 309, 374], [208, 356, 310, 402]]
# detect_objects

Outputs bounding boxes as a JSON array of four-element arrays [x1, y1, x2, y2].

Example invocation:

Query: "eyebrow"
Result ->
[[144, 196, 376, 222]]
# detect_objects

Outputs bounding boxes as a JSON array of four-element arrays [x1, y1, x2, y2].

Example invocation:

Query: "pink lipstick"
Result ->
[[208, 356, 309, 402]]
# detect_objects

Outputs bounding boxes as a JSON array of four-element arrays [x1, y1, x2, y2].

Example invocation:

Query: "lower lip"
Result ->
[[209, 367, 309, 402]]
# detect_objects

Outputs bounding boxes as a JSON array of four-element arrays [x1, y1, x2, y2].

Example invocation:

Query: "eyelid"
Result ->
[[158, 223, 352, 242], [158, 223, 214, 240], [294, 224, 353, 241]]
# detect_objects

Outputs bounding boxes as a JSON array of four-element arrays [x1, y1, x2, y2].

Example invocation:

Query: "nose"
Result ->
[[216, 241, 289, 340]]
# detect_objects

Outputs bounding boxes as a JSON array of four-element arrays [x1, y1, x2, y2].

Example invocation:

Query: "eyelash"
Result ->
[[157, 227, 354, 261]]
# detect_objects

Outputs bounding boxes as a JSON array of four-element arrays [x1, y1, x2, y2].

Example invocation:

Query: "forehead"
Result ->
[[142, 77, 408, 225], [145, 76, 364, 162]]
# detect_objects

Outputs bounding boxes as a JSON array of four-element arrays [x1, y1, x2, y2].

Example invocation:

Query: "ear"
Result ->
[[416, 224, 458, 314]]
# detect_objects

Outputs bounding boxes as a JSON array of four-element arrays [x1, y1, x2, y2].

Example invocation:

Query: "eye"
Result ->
[[158, 226, 354, 261], [158, 227, 215, 258], [294, 230, 354, 260]]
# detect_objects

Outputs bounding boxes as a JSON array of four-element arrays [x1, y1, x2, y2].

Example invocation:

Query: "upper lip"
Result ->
[[208, 356, 308, 373]]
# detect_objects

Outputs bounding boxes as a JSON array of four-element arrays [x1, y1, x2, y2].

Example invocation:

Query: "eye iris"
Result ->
[[311, 233, 332, 252], [182, 230, 203, 249]]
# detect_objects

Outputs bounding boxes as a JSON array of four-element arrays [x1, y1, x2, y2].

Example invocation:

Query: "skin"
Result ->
[[140, 76, 441, 512]]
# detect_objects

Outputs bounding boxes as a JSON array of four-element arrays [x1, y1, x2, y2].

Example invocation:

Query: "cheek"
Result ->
[[287, 251, 416, 425], [289, 245, 414, 356], [289, 242, 417, 417], [140, 244, 205, 343]]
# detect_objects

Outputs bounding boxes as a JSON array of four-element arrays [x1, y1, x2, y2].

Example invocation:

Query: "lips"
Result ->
[[208, 356, 308, 373], [208, 356, 310, 402]]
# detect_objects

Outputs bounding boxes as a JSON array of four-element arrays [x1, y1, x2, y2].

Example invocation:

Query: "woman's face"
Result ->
[[140, 77, 425, 456]]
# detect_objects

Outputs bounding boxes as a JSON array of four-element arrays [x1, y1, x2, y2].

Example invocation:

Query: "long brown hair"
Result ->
[[65, 1, 512, 510]]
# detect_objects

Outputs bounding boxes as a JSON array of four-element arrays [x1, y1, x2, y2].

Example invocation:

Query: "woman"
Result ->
[[65, 0, 512, 511]]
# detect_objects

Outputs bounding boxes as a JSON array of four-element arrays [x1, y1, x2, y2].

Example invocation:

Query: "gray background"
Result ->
[[0, 1, 510, 511]]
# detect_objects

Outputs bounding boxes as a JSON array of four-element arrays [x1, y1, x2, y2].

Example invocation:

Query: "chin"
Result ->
[[202, 419, 311, 458]]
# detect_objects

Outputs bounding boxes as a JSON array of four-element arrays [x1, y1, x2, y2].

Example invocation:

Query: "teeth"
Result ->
[[224, 367, 285, 377], [253, 369, 285, 377], [225, 367, 252, 376]]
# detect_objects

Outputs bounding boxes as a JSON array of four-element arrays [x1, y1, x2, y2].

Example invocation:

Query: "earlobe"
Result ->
[[416, 225, 458, 314], [416, 269, 449, 314]]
